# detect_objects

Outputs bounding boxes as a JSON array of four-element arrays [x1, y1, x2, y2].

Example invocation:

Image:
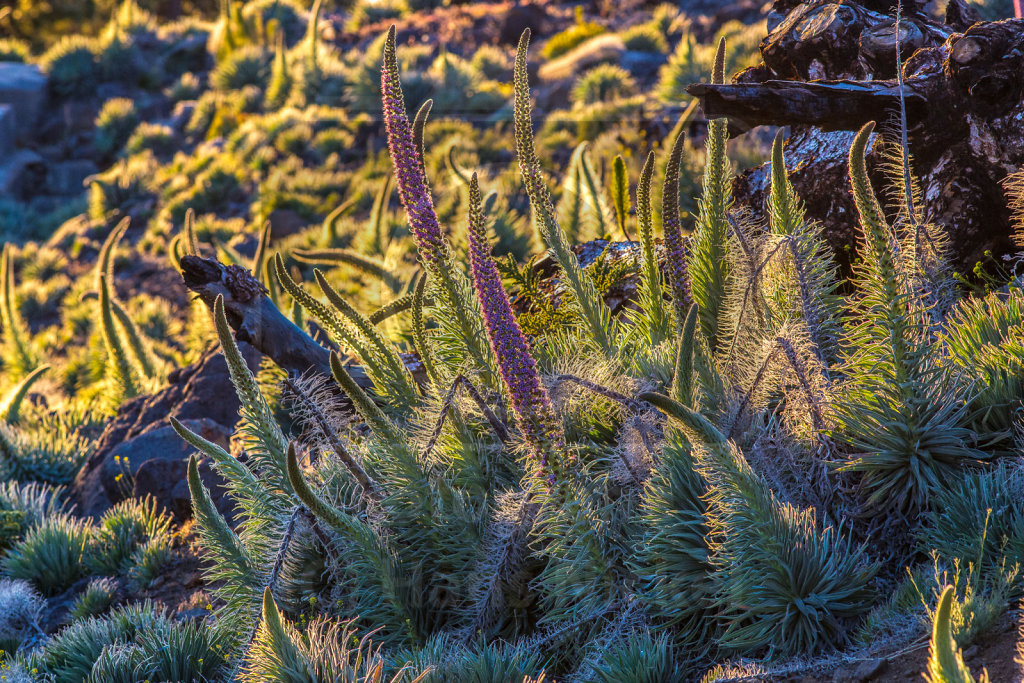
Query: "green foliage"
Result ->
[[2, 513, 91, 596], [921, 464, 1024, 572], [94, 98, 140, 157], [41, 35, 101, 98], [39, 602, 170, 683], [656, 20, 763, 104], [515, 29, 615, 353], [213, 44, 271, 91], [0, 579, 43, 654], [687, 39, 731, 349], [570, 64, 636, 107], [541, 7, 605, 60], [124, 122, 176, 157], [621, 23, 668, 54], [12, 7, 1024, 682], [0, 245, 38, 379], [593, 632, 679, 683], [86, 495, 172, 575], [0, 40, 30, 63], [347, 0, 410, 31], [833, 123, 983, 515], [243, 588, 429, 682], [70, 577, 119, 620]]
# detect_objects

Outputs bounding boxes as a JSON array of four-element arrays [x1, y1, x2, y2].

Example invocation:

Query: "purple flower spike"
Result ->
[[465, 173, 566, 479], [381, 26, 448, 267]]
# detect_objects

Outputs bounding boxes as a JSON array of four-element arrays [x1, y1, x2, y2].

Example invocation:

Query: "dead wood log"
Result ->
[[179, 255, 373, 388], [686, 1, 1024, 274]]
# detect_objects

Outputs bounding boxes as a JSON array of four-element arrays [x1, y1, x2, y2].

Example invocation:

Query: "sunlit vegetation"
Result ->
[[0, 0, 1021, 680]]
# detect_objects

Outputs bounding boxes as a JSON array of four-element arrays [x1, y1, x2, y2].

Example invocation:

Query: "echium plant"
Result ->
[[155, 20, 1024, 683]]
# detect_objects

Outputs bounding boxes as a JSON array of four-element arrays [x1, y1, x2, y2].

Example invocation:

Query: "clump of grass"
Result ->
[[542, 6, 606, 59], [0, 579, 43, 653], [86, 496, 172, 576], [0, 39, 30, 63], [70, 577, 119, 620], [2, 514, 91, 596], [41, 35, 101, 99], [94, 98, 140, 158], [621, 23, 668, 54]]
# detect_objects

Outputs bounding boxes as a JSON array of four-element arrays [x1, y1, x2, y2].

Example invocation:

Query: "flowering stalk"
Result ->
[[381, 26, 447, 266], [380, 25, 493, 380], [662, 118, 692, 327], [466, 173, 565, 481], [513, 28, 614, 353]]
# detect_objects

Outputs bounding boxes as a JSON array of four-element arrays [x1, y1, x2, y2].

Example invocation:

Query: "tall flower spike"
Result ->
[[662, 112, 692, 325], [466, 173, 565, 480], [514, 28, 614, 353], [381, 26, 447, 267], [380, 29, 494, 380]]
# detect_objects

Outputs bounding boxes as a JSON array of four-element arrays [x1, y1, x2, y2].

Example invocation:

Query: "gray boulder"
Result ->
[[0, 63, 46, 140]]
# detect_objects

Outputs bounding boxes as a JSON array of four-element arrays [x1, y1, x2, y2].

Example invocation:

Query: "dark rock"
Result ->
[[620, 50, 668, 76], [0, 149, 46, 198], [70, 342, 261, 518], [133, 453, 234, 523], [267, 207, 309, 240], [76, 419, 231, 520], [498, 2, 551, 44], [46, 159, 99, 196], [0, 62, 47, 139]]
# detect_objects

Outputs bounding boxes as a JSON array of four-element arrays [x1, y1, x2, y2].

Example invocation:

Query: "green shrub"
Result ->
[[124, 122, 176, 157], [2, 514, 91, 596], [571, 64, 637, 106], [242, 0, 308, 46], [541, 8, 606, 60], [921, 464, 1024, 572], [657, 20, 764, 103], [621, 23, 668, 54], [346, 0, 409, 31], [85, 643, 146, 683], [126, 537, 173, 590], [70, 577, 119, 620], [86, 496, 172, 575], [94, 98, 140, 157], [0, 579, 43, 654], [134, 619, 229, 683], [212, 45, 271, 92], [594, 633, 679, 683], [41, 36, 101, 99], [167, 71, 202, 101], [0, 481, 62, 554], [40, 602, 169, 683], [470, 44, 512, 81]]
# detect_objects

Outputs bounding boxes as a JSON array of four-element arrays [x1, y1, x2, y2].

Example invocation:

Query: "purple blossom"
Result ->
[[465, 173, 566, 479], [381, 26, 447, 266]]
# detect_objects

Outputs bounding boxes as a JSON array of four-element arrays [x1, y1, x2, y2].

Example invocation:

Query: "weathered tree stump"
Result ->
[[688, 0, 1024, 274]]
